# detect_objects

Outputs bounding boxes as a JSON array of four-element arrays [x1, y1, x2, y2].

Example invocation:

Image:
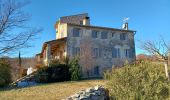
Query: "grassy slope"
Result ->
[[0, 80, 106, 100]]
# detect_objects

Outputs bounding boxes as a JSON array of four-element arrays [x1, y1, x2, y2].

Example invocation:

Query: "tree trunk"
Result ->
[[164, 62, 169, 81]]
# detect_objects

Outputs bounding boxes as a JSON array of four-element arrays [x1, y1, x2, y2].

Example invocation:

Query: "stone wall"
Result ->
[[66, 85, 109, 100], [67, 24, 136, 77]]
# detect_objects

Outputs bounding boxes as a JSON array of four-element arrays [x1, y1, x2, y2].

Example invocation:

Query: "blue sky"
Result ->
[[18, 0, 170, 57]]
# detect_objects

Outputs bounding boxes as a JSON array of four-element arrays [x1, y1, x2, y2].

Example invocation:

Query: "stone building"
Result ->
[[36, 13, 136, 77]]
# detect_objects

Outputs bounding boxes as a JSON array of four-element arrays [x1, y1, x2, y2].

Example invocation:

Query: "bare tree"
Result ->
[[0, 0, 42, 56], [79, 37, 95, 78], [140, 37, 170, 80]]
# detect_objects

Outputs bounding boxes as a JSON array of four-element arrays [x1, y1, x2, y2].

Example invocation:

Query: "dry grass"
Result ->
[[0, 79, 106, 100]]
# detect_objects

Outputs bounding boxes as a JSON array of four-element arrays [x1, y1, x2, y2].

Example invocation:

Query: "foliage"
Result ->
[[35, 67, 48, 83], [35, 57, 82, 83], [70, 57, 81, 81], [35, 60, 70, 83], [105, 61, 170, 100], [0, 58, 11, 87], [47, 63, 70, 82]]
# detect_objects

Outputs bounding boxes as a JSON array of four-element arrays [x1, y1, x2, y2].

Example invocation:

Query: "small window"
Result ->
[[80, 21, 83, 25], [120, 33, 126, 40], [101, 31, 108, 39], [112, 47, 120, 58], [92, 30, 98, 38], [112, 32, 115, 37], [73, 28, 80, 37]]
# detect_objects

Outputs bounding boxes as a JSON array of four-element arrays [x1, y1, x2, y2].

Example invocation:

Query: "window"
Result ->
[[120, 33, 126, 40], [112, 32, 115, 37], [92, 30, 98, 38], [92, 48, 101, 58], [94, 66, 99, 75], [73, 28, 80, 37], [125, 49, 130, 58], [112, 47, 120, 58], [129, 48, 134, 58], [80, 21, 83, 25], [72, 47, 80, 56], [101, 31, 108, 39], [124, 48, 134, 58]]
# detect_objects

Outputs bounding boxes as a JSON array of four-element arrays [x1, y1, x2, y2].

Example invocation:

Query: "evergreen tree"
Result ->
[[18, 51, 22, 78], [70, 57, 81, 81]]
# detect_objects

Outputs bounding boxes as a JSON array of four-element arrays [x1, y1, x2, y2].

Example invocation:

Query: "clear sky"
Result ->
[[18, 0, 170, 57]]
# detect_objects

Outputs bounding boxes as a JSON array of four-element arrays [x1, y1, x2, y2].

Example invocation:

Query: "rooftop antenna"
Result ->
[[123, 17, 129, 23], [122, 17, 129, 30]]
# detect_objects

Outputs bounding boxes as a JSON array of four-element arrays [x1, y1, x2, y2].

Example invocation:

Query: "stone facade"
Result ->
[[37, 13, 136, 78]]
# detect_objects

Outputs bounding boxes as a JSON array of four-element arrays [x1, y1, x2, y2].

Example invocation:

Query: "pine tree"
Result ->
[[70, 57, 81, 81]]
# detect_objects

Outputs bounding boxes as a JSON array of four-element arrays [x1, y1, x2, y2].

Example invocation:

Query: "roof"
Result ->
[[60, 13, 88, 19], [37, 37, 67, 57], [67, 23, 136, 32]]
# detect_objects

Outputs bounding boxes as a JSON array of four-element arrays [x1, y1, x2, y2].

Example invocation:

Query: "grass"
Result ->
[[0, 79, 106, 100]]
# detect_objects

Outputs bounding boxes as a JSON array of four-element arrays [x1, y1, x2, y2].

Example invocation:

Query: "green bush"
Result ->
[[35, 67, 48, 83], [35, 60, 71, 83], [70, 57, 81, 81], [105, 61, 170, 100], [0, 58, 11, 87]]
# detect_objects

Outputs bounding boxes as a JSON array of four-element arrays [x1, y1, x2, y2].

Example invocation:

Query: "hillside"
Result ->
[[0, 80, 106, 100]]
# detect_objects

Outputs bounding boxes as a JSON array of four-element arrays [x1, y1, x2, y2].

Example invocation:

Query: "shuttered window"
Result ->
[[112, 47, 120, 58], [124, 48, 134, 58], [120, 33, 126, 40], [73, 28, 80, 37], [92, 48, 101, 58], [101, 31, 108, 39], [72, 47, 80, 56], [92, 30, 98, 38]]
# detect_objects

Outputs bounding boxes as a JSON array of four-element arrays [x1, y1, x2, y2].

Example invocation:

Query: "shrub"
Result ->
[[70, 57, 81, 81], [106, 61, 170, 100], [47, 63, 70, 82], [35, 60, 70, 83], [0, 58, 11, 87], [35, 67, 48, 83]]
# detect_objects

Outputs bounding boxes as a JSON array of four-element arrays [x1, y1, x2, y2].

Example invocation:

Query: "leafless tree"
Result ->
[[140, 36, 170, 80], [141, 37, 170, 62], [79, 37, 95, 78], [0, 0, 42, 56]]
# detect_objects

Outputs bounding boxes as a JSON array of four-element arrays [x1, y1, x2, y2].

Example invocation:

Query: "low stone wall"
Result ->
[[66, 85, 109, 100]]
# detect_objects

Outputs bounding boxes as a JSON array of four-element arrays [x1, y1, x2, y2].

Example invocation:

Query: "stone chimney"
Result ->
[[83, 17, 90, 25], [122, 22, 128, 30]]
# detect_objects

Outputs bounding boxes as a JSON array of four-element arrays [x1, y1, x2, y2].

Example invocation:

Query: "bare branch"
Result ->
[[140, 37, 169, 61], [0, 0, 42, 56]]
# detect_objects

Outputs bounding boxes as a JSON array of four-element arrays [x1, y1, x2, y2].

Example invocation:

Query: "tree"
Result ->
[[140, 37, 170, 80], [70, 57, 81, 81], [0, 58, 11, 87], [79, 37, 95, 78], [0, 0, 42, 56], [18, 51, 22, 78]]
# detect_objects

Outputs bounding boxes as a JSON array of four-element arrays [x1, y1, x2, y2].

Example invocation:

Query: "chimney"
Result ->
[[83, 17, 90, 25], [122, 22, 128, 30]]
